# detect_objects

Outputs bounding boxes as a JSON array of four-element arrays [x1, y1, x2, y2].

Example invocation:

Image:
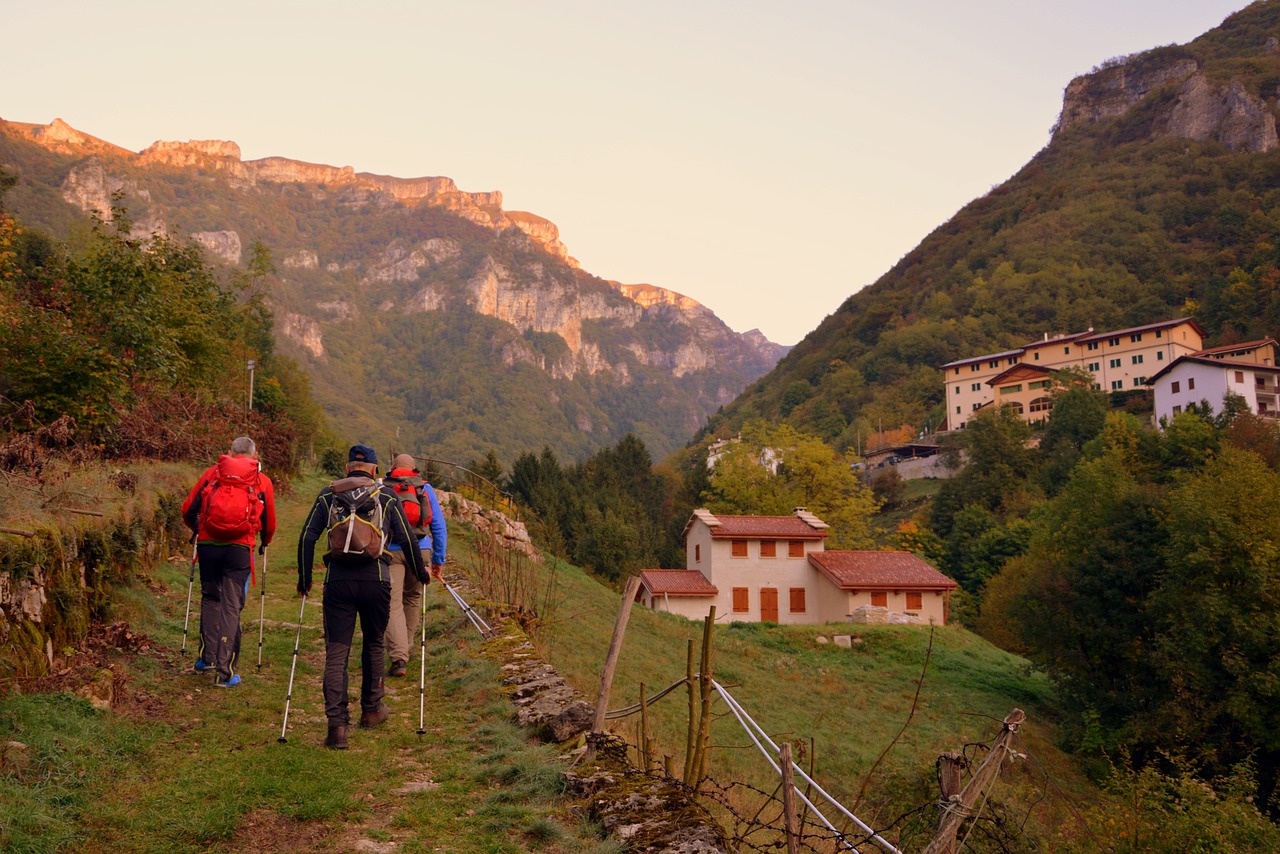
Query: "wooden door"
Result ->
[[760, 587, 779, 623]]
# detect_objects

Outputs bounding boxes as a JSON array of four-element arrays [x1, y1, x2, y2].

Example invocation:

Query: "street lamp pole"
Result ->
[[247, 359, 256, 412]]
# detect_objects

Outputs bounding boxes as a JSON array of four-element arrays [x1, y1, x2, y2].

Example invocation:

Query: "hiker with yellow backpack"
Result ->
[[296, 444, 430, 749]]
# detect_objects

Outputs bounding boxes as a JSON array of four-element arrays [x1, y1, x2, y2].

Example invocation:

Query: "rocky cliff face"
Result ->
[[1057, 52, 1278, 153]]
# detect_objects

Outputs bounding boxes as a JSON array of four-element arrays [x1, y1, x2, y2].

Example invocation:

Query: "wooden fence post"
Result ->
[[923, 709, 1026, 854], [583, 575, 643, 763], [683, 638, 697, 784], [781, 741, 800, 854], [693, 606, 717, 785]]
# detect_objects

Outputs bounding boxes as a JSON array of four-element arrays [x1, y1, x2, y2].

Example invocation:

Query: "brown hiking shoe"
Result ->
[[359, 703, 389, 729], [388, 660, 408, 678], [325, 725, 349, 750]]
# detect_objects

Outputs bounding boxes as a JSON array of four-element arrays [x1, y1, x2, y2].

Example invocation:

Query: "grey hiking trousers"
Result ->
[[322, 576, 392, 725], [197, 544, 252, 682], [384, 549, 427, 665]]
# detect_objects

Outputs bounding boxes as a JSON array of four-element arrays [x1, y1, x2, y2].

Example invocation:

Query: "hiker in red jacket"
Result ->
[[181, 436, 277, 687]]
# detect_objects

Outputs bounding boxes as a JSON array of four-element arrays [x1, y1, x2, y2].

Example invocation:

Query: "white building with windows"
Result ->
[[637, 509, 958, 625], [1147, 339, 1280, 425], [939, 318, 1206, 430]]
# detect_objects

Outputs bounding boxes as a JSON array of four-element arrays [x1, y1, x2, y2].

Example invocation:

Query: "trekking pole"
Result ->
[[180, 542, 197, 654], [443, 580, 493, 637], [256, 548, 268, 670], [278, 594, 308, 744], [417, 581, 427, 737]]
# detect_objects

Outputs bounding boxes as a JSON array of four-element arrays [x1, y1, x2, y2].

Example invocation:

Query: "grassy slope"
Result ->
[[537, 554, 1098, 848], [0, 473, 617, 854]]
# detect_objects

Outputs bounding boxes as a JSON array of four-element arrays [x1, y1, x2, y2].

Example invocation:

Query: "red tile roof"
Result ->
[[808, 551, 958, 590], [684, 509, 829, 539], [1193, 338, 1278, 356], [640, 570, 718, 597]]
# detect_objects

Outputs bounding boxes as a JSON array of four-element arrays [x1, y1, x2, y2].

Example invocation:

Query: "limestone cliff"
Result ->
[[1057, 50, 1278, 153]]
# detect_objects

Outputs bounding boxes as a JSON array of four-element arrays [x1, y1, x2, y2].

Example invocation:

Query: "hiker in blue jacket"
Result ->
[[382, 453, 447, 677]]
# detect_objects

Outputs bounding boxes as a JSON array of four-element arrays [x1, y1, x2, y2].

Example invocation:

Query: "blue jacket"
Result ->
[[385, 480, 447, 566]]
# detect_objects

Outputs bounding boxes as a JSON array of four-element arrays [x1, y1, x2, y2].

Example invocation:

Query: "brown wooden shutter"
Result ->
[[732, 587, 749, 613], [789, 587, 806, 613]]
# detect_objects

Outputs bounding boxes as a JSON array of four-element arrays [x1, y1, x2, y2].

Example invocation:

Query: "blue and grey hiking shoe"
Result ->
[[214, 674, 241, 688], [194, 658, 213, 673]]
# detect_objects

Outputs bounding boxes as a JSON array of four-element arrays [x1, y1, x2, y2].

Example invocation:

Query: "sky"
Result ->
[[3, 1, 1253, 344]]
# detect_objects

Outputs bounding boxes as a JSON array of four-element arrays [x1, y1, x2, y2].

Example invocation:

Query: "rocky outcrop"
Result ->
[[1058, 55, 1278, 153], [1059, 57, 1200, 130], [505, 211, 579, 267], [281, 312, 325, 359], [1162, 74, 1279, 153], [437, 491, 538, 560], [190, 230, 242, 265]]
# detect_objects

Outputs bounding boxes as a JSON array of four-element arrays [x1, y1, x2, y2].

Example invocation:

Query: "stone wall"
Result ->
[[436, 491, 539, 561], [0, 496, 181, 680]]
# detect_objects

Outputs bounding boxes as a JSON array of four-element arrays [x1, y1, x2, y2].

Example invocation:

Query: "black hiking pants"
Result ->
[[322, 576, 392, 725], [197, 544, 251, 682]]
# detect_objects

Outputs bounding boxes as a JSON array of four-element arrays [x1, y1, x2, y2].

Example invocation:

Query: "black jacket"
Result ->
[[296, 471, 428, 593]]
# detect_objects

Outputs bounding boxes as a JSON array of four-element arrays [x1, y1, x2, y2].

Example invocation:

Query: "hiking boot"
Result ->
[[325, 724, 349, 749], [193, 658, 213, 673], [359, 703, 389, 729], [388, 659, 408, 678], [214, 674, 241, 688]]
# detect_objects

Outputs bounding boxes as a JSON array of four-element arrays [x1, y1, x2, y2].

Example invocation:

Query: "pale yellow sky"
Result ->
[[3, 0, 1251, 344]]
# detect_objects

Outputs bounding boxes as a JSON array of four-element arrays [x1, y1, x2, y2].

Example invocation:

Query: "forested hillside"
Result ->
[[701, 1, 1280, 451]]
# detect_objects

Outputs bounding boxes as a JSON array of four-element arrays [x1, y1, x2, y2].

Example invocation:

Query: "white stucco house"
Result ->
[[1147, 339, 1280, 426], [637, 508, 958, 626]]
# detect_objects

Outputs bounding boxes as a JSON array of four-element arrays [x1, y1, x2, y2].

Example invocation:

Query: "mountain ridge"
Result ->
[[0, 117, 789, 462]]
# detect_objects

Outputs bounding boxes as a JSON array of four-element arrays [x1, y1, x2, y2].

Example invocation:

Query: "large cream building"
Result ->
[[939, 318, 1206, 431]]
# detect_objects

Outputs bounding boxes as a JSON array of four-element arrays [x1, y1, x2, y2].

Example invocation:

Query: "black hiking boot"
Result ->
[[325, 724, 349, 749], [359, 703, 389, 729], [388, 660, 407, 677]]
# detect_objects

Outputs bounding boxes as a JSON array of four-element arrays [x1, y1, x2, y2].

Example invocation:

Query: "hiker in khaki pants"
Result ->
[[382, 453, 447, 677]]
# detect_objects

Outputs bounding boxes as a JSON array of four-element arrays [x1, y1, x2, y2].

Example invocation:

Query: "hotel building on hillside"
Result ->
[[939, 318, 1207, 431]]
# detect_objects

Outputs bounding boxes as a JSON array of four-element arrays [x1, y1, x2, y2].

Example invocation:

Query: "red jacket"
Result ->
[[181, 455, 277, 549]]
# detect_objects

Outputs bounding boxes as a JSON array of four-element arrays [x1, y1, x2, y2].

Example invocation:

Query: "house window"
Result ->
[[972, 403, 981, 411], [1088, 362, 1100, 372], [1029, 380, 1049, 390], [955, 405, 961, 414], [1108, 337, 1120, 346], [954, 368, 960, 375], [971, 383, 981, 392], [1008, 401, 1024, 414], [906, 592, 923, 610], [1171, 381, 1180, 394], [731, 539, 748, 558], [1132, 355, 1144, 365], [789, 588, 806, 614], [1173, 405, 1182, 414], [1130, 333, 1143, 343], [732, 587, 749, 613], [1157, 352, 1164, 361], [1188, 377, 1196, 390], [1029, 396, 1052, 413], [1087, 341, 1099, 351], [971, 364, 980, 372], [1235, 371, 1245, 384], [1008, 357, 1016, 365], [1156, 329, 1163, 338], [870, 592, 888, 607], [1033, 352, 1040, 361], [788, 541, 805, 558], [695, 544, 701, 562], [1064, 347, 1071, 355], [1111, 380, 1123, 390], [760, 540, 776, 558], [988, 359, 999, 368], [1109, 358, 1121, 368], [1000, 384, 1022, 394], [1134, 377, 1146, 387]]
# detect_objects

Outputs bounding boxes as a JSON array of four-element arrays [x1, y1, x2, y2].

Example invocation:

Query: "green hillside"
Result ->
[[702, 1, 1280, 449]]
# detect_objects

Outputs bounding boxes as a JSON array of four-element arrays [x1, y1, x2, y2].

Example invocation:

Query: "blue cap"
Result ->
[[348, 444, 378, 464]]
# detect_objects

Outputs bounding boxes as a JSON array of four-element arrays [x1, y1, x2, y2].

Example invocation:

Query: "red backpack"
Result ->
[[384, 469, 430, 533], [199, 455, 263, 541]]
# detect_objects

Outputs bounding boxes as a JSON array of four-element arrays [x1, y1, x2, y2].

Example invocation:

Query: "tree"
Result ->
[[703, 422, 881, 549]]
